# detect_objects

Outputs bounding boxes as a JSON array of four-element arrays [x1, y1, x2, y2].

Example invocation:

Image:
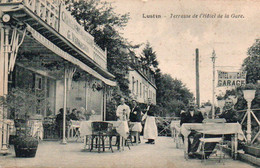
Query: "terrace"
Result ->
[[0, 137, 254, 168]]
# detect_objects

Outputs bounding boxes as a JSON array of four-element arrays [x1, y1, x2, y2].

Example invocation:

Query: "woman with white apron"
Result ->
[[142, 98, 158, 144]]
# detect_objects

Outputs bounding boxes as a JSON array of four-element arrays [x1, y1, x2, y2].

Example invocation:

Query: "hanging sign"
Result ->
[[217, 70, 247, 87], [59, 5, 94, 59]]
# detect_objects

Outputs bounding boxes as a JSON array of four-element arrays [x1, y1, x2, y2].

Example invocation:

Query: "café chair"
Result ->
[[127, 123, 135, 146], [170, 120, 182, 148], [199, 118, 227, 163], [67, 120, 81, 141], [90, 121, 114, 153]]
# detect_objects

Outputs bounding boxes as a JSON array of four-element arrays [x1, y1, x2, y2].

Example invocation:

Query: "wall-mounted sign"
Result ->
[[59, 5, 94, 59], [217, 70, 247, 87]]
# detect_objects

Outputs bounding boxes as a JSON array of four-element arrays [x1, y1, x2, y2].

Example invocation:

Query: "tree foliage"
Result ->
[[156, 74, 193, 116], [66, 0, 193, 117], [242, 39, 260, 84], [140, 42, 159, 73]]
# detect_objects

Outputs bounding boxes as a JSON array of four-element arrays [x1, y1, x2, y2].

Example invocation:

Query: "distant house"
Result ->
[[128, 55, 157, 105]]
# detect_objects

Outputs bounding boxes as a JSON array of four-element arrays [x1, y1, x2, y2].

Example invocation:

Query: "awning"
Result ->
[[26, 25, 117, 86]]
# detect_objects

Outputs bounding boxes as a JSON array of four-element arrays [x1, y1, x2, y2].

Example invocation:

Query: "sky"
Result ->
[[106, 0, 260, 103]]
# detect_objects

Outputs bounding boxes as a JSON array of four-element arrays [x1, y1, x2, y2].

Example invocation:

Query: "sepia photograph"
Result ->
[[0, 0, 259, 167]]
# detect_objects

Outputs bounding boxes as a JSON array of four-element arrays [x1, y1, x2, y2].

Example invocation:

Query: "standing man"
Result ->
[[116, 97, 130, 121], [115, 97, 130, 147], [142, 98, 158, 144], [129, 99, 142, 143]]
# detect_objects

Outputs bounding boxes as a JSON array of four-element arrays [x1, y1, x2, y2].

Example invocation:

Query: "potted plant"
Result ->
[[2, 87, 48, 157]]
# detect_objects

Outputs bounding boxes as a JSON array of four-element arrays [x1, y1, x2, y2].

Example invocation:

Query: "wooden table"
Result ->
[[180, 123, 244, 160]]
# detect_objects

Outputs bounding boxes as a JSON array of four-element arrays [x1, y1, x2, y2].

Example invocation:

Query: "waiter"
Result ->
[[142, 98, 158, 144], [116, 97, 130, 121], [129, 99, 142, 143]]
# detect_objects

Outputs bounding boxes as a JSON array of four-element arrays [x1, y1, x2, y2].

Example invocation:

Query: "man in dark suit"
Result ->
[[219, 98, 238, 123], [180, 106, 204, 125], [130, 100, 142, 123], [129, 100, 142, 143], [180, 102, 204, 154]]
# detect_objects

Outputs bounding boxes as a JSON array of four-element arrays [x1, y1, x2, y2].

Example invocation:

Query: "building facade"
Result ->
[[128, 57, 157, 105], [0, 0, 116, 152]]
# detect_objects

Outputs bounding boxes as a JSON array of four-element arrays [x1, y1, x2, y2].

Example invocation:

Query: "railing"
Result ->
[[24, 0, 60, 31], [237, 108, 260, 144], [0, 0, 60, 31], [155, 117, 180, 136]]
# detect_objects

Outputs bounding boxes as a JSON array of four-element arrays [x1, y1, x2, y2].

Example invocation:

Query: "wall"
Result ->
[[128, 70, 156, 104]]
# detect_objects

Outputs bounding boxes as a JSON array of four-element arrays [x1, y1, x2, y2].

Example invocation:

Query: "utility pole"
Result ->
[[195, 49, 200, 107], [211, 50, 216, 119]]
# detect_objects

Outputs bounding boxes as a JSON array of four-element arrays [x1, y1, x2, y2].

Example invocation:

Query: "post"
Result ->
[[247, 100, 252, 143], [1, 28, 10, 154], [211, 50, 216, 119], [85, 81, 88, 113], [195, 48, 200, 107], [0, 27, 4, 152], [103, 86, 106, 121], [61, 67, 67, 144], [243, 89, 256, 143]]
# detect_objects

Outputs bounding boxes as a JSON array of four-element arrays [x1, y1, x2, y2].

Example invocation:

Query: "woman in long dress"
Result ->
[[142, 98, 158, 144]]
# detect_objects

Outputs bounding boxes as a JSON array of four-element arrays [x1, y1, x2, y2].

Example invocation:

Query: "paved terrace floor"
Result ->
[[0, 137, 256, 168]]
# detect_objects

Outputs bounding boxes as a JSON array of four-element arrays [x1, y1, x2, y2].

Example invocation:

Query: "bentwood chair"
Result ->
[[90, 121, 114, 153]]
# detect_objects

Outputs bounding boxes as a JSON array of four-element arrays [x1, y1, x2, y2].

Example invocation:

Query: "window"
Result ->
[[47, 78, 50, 97], [140, 83, 142, 97], [132, 76, 135, 93], [35, 75, 42, 90], [143, 86, 145, 98], [136, 80, 138, 96]]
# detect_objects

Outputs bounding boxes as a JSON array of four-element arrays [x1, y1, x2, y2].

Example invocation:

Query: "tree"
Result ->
[[140, 42, 159, 73], [66, 1, 193, 118], [66, 0, 138, 96], [242, 39, 260, 84], [156, 74, 193, 116]]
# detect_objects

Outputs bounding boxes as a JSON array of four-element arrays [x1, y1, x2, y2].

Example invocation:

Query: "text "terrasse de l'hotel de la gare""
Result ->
[[142, 13, 244, 18]]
